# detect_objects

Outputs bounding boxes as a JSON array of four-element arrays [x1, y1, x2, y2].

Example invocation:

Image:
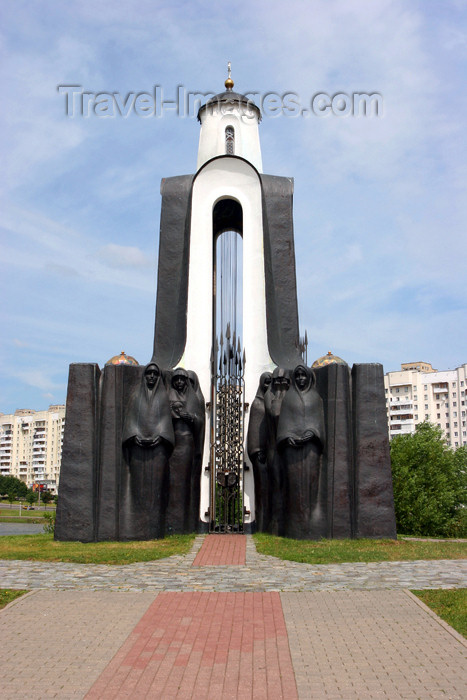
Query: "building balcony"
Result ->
[[389, 423, 413, 433], [389, 404, 413, 413]]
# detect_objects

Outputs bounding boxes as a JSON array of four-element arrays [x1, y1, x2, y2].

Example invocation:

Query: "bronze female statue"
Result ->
[[122, 362, 174, 538], [247, 371, 272, 532], [166, 367, 205, 533], [277, 364, 325, 539], [264, 367, 290, 535], [186, 369, 205, 531]]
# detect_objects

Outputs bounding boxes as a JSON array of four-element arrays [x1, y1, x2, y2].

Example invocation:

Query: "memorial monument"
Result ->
[[55, 66, 396, 541]]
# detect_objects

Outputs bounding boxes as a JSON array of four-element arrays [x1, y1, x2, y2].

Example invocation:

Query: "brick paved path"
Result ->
[[192, 534, 246, 566], [1, 535, 466, 698], [86, 592, 297, 699]]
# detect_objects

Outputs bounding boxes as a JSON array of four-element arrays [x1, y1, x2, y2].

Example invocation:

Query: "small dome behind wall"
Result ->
[[105, 351, 139, 366], [312, 350, 348, 368]]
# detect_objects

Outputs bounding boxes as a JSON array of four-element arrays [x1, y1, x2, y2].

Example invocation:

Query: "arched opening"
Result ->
[[211, 198, 244, 532], [213, 198, 243, 343]]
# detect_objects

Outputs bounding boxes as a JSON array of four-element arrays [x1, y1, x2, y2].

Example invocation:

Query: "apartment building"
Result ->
[[0, 405, 65, 493], [384, 362, 467, 448]]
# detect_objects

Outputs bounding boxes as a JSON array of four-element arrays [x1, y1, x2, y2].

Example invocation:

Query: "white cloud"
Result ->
[[2, 203, 155, 292], [13, 368, 66, 394], [97, 244, 151, 269]]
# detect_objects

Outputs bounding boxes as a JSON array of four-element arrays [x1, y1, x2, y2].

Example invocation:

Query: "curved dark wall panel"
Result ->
[[260, 174, 302, 368], [153, 175, 194, 369]]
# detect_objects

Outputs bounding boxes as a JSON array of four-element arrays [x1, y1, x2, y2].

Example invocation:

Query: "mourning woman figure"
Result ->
[[167, 368, 205, 534], [122, 363, 174, 539], [264, 367, 290, 535], [276, 365, 325, 539], [187, 370, 205, 531], [247, 371, 272, 532]]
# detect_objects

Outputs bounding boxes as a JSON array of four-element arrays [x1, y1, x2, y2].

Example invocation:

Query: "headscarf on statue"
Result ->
[[276, 364, 325, 451], [122, 362, 175, 449], [168, 367, 205, 459]]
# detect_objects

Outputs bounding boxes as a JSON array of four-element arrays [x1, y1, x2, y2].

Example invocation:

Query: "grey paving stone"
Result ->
[[1, 535, 465, 591], [281, 590, 467, 700], [0, 589, 156, 699]]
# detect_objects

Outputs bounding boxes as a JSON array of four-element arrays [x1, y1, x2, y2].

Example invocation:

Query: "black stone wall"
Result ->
[[55, 363, 100, 542]]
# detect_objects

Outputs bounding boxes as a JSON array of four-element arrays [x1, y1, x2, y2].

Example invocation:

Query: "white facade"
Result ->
[[0, 405, 65, 493], [181, 156, 274, 523], [197, 98, 263, 172], [384, 363, 467, 448], [179, 88, 272, 524]]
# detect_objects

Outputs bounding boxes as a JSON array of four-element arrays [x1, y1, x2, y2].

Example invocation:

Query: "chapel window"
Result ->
[[225, 126, 235, 155]]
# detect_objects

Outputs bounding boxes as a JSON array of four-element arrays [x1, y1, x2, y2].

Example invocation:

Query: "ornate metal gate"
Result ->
[[210, 325, 245, 532]]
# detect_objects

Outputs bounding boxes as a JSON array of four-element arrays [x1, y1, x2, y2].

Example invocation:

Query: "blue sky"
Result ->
[[1, 0, 466, 413]]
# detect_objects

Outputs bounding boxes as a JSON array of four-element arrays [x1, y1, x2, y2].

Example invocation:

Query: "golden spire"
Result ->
[[225, 61, 234, 90]]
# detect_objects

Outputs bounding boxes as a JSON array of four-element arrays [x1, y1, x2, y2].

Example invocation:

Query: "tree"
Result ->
[[391, 422, 467, 537], [0, 475, 28, 499], [41, 491, 53, 508], [26, 491, 36, 507], [41, 491, 53, 504]]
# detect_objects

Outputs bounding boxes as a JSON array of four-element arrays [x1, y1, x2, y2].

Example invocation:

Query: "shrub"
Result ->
[[391, 422, 467, 537], [42, 511, 56, 535]]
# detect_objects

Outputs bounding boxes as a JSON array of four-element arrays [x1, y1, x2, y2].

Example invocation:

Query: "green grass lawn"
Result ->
[[0, 533, 195, 564], [0, 505, 55, 522], [0, 515, 47, 523], [253, 533, 467, 564], [0, 532, 465, 566], [0, 589, 28, 609], [412, 589, 467, 638]]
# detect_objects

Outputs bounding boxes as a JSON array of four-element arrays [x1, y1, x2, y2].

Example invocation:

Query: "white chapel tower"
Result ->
[[153, 67, 302, 529]]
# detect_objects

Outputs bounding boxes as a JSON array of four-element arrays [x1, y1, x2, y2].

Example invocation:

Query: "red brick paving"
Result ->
[[192, 534, 246, 566], [85, 591, 297, 699]]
